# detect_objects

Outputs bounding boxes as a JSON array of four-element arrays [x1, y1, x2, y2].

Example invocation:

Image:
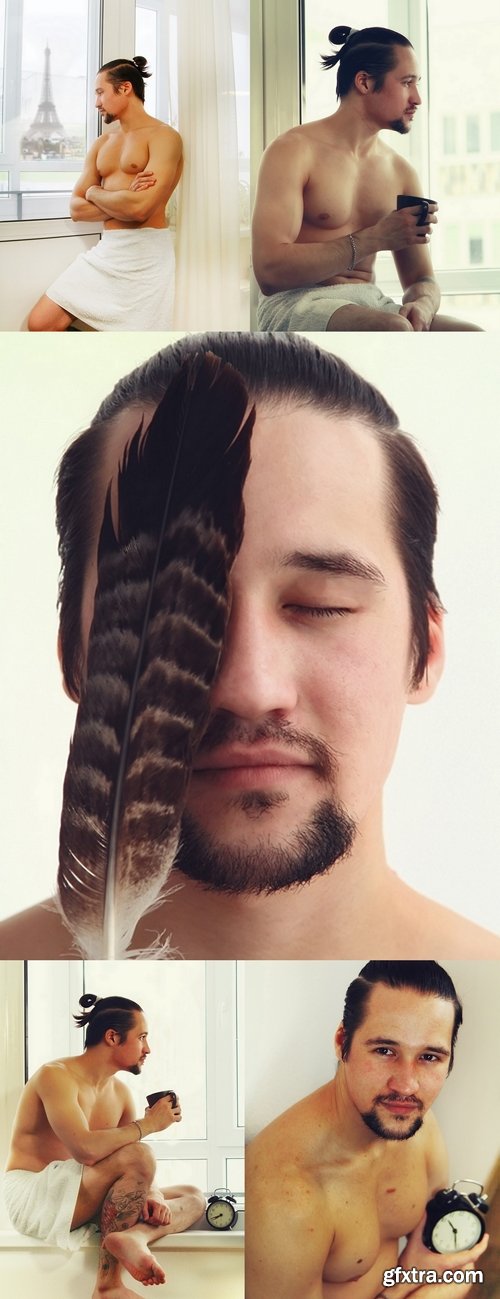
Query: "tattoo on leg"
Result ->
[[101, 1186, 146, 1237]]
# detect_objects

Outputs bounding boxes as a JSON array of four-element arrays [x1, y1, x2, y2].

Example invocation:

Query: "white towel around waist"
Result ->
[[46, 227, 175, 331], [3, 1160, 99, 1251]]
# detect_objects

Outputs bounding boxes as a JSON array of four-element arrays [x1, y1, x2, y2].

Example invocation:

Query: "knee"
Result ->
[[184, 1185, 207, 1217], [389, 314, 413, 331], [27, 310, 42, 331], [116, 1142, 156, 1181]]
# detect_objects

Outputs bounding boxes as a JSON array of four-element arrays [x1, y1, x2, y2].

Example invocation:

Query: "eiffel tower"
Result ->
[[21, 44, 69, 158]]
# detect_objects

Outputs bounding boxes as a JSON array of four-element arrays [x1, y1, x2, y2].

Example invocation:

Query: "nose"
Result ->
[[411, 85, 422, 105], [210, 596, 298, 721], [387, 1062, 418, 1096]]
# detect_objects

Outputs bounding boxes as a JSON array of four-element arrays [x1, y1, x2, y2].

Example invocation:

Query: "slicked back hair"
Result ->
[[74, 994, 143, 1048], [321, 26, 413, 101], [56, 332, 441, 700], [98, 56, 151, 103], [340, 961, 463, 1072]]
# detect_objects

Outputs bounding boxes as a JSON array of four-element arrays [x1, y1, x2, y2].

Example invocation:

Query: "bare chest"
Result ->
[[97, 131, 151, 180], [322, 1153, 429, 1286], [77, 1083, 123, 1131], [301, 144, 398, 238]]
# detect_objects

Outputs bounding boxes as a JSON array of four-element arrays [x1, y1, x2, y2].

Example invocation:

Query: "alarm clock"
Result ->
[[206, 1188, 238, 1230], [423, 1181, 489, 1253]]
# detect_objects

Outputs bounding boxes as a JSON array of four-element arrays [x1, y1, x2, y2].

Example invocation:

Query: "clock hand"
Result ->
[[446, 1220, 458, 1241]]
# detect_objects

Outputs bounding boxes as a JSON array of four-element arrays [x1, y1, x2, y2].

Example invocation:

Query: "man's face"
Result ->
[[95, 73, 127, 124], [113, 1011, 151, 1076], [336, 984, 454, 1141], [369, 46, 422, 134], [80, 400, 441, 896]]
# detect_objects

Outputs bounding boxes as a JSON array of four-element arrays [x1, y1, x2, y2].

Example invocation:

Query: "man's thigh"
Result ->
[[430, 313, 484, 332], [326, 305, 413, 331], [27, 294, 75, 332]]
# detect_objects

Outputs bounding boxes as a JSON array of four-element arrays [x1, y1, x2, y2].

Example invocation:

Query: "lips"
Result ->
[[192, 746, 312, 772]]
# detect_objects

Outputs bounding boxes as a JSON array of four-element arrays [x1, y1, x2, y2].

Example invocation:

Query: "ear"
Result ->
[[407, 606, 445, 706], [104, 1028, 118, 1048], [334, 1023, 345, 1061], [354, 70, 374, 95], [120, 80, 133, 97]]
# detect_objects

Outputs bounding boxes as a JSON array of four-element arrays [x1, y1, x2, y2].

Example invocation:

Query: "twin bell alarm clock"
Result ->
[[423, 1180, 489, 1253], [206, 1188, 239, 1230]]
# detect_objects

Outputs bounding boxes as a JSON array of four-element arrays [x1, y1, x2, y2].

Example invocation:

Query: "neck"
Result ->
[[117, 99, 149, 132], [329, 98, 382, 153], [134, 811, 403, 958], [75, 1047, 119, 1086]]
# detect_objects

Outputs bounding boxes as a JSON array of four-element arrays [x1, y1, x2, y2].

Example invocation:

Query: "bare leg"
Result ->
[[326, 305, 413, 331], [27, 294, 75, 331], [104, 1185, 206, 1288], [430, 314, 484, 331]]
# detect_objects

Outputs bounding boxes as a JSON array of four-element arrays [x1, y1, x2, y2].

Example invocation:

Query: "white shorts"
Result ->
[[3, 1159, 99, 1251], [46, 227, 175, 331], [256, 281, 401, 330]]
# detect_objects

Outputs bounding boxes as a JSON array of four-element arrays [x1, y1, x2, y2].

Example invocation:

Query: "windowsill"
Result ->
[[0, 1225, 244, 1252], [0, 217, 102, 242]]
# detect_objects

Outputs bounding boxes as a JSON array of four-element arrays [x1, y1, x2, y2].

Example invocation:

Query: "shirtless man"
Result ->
[[246, 961, 490, 1299], [27, 57, 182, 332], [3, 992, 205, 1298], [253, 25, 480, 332], [0, 333, 499, 959]]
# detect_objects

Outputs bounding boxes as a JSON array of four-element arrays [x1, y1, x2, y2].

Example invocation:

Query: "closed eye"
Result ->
[[284, 605, 351, 619]]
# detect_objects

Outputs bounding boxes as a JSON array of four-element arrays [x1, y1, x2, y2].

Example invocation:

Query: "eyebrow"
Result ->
[[364, 1036, 450, 1057], [281, 550, 387, 587]]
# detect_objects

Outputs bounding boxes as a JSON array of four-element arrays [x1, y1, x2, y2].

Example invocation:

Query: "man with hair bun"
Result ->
[[253, 25, 480, 332], [3, 992, 205, 1297], [28, 56, 182, 332]]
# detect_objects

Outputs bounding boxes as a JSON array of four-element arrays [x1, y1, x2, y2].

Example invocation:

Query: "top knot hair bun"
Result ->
[[79, 993, 99, 1010], [132, 55, 152, 78], [328, 25, 353, 45]]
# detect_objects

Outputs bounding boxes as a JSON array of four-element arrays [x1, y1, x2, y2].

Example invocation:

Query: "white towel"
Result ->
[[3, 1160, 99, 1251], [46, 227, 175, 331]]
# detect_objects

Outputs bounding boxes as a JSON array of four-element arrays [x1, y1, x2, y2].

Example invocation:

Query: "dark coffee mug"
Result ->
[[397, 193, 436, 226], [147, 1089, 177, 1108]]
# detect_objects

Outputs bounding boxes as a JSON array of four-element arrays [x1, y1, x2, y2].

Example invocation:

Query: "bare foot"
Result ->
[[103, 1231, 166, 1286]]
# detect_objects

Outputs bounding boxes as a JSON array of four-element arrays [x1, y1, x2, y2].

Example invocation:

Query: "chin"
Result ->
[[389, 117, 410, 135], [128, 1064, 142, 1076]]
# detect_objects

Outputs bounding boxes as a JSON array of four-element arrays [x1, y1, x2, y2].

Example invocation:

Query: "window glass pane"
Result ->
[[428, 0, 499, 271], [85, 961, 207, 1142], [491, 112, 500, 151], [135, 5, 158, 118], [302, 0, 390, 124], [156, 1158, 208, 1192], [225, 1157, 244, 1195], [2, 0, 100, 221]]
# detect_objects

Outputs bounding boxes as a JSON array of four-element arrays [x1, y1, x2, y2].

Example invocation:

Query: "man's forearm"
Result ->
[[255, 227, 380, 292], [70, 195, 104, 222], [402, 276, 440, 313], [80, 1117, 149, 1165], [85, 184, 147, 222]]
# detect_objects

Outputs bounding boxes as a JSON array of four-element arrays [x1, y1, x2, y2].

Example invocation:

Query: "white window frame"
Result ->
[[24, 959, 244, 1196], [253, 0, 500, 296]]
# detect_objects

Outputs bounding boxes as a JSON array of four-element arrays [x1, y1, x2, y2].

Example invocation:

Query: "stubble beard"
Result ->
[[389, 117, 410, 134], [361, 1101, 424, 1142], [175, 717, 357, 894]]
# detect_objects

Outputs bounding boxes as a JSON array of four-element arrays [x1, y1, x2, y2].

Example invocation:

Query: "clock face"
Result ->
[[431, 1209, 483, 1252], [206, 1198, 237, 1230]]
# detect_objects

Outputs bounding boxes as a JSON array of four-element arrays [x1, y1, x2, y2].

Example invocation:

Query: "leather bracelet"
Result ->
[[347, 232, 357, 271], [132, 1118, 143, 1141]]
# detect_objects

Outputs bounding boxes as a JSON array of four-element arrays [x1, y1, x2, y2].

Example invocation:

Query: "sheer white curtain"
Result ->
[[173, 0, 240, 328]]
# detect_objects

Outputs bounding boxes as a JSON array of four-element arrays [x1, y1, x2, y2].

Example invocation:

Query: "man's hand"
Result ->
[[128, 170, 158, 192], [398, 300, 434, 332], [373, 204, 438, 254], [141, 1190, 172, 1227], [399, 1211, 489, 1278], [142, 1093, 182, 1135]]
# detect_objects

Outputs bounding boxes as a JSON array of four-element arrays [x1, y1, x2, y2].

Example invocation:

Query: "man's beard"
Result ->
[[104, 112, 116, 124], [361, 1097, 424, 1141], [127, 1063, 142, 1076], [175, 715, 356, 894], [389, 117, 410, 134]]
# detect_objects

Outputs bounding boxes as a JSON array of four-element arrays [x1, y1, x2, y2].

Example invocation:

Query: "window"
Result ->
[[26, 960, 244, 1196], [0, 0, 101, 221], [469, 235, 483, 264], [491, 112, 500, 152], [443, 115, 456, 155], [466, 114, 480, 154]]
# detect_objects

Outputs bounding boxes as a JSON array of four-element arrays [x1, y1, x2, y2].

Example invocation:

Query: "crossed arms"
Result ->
[[70, 127, 182, 225]]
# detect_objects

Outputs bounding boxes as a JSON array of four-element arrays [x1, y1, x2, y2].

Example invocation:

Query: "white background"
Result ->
[[245, 959, 500, 1188], [1, 332, 499, 934]]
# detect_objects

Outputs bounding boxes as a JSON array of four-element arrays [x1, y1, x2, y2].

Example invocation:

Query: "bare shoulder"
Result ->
[[0, 899, 76, 959], [392, 879, 500, 957], [147, 117, 182, 150], [248, 1084, 331, 1174], [386, 146, 423, 191], [262, 125, 314, 166]]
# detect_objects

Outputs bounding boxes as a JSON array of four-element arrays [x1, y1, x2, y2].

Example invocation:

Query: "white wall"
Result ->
[[245, 959, 500, 1188], [0, 227, 100, 330], [0, 332, 499, 932]]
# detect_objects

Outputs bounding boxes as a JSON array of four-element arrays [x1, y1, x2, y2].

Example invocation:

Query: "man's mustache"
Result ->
[[197, 713, 338, 781]]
